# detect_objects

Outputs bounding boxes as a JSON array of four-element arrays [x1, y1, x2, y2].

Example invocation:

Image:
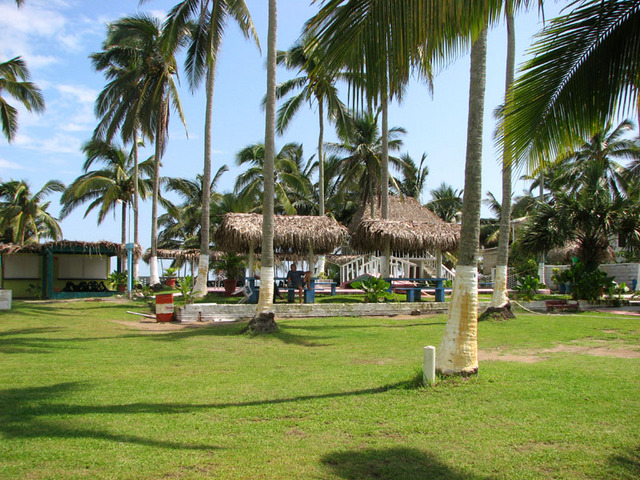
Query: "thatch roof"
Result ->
[[349, 195, 445, 232], [0, 241, 142, 257], [214, 213, 349, 255], [349, 196, 460, 253], [142, 248, 224, 264]]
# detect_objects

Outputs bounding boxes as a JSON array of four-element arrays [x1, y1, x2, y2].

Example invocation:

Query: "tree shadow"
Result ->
[[608, 446, 640, 479], [321, 447, 494, 480], [0, 383, 218, 451]]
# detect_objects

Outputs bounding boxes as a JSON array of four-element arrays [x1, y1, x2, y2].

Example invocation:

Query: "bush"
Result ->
[[351, 277, 393, 303], [563, 262, 615, 301], [514, 275, 540, 302]]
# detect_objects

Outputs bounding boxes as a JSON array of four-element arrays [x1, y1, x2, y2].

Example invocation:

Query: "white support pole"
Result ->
[[423, 346, 436, 386], [436, 250, 443, 278]]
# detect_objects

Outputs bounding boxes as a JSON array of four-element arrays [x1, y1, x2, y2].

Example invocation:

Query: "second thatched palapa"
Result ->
[[214, 213, 349, 255], [349, 196, 461, 254]]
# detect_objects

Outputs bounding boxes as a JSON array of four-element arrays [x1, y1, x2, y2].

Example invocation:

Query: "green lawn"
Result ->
[[1, 299, 639, 479]]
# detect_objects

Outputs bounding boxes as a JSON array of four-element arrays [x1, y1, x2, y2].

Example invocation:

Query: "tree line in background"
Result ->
[[2, 1, 640, 376]]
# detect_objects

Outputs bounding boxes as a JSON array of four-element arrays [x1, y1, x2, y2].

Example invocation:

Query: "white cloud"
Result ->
[[0, 158, 25, 171]]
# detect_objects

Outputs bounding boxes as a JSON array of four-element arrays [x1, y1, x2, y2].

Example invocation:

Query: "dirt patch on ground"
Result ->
[[112, 319, 237, 333], [481, 340, 640, 362]]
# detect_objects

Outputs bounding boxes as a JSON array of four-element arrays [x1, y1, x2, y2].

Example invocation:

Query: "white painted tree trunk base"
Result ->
[[491, 265, 509, 308], [256, 266, 275, 314], [436, 264, 479, 376], [149, 256, 160, 286], [193, 254, 210, 297]]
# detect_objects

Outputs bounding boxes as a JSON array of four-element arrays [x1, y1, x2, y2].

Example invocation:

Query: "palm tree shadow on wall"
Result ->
[[322, 447, 493, 480]]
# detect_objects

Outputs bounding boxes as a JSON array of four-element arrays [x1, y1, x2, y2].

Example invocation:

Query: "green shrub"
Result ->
[[514, 275, 540, 301], [351, 277, 394, 303]]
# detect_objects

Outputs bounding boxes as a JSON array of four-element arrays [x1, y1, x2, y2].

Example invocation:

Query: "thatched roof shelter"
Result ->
[[0, 240, 142, 257], [349, 196, 461, 253], [214, 213, 349, 255]]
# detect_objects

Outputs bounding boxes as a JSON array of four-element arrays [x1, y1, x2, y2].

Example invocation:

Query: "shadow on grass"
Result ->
[[0, 327, 68, 354], [608, 446, 640, 479], [0, 383, 219, 451], [321, 447, 493, 480]]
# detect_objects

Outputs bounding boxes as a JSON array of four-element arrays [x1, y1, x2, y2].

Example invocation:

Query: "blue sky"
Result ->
[[0, 0, 568, 254]]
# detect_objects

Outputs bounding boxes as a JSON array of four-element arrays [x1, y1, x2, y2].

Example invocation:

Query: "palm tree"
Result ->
[[309, 0, 539, 376], [0, 179, 64, 245], [160, 166, 228, 251], [328, 109, 405, 217], [491, 7, 516, 310], [519, 120, 640, 270], [234, 142, 312, 215], [0, 57, 44, 143], [161, 0, 259, 297], [427, 183, 463, 223], [91, 14, 187, 286], [60, 139, 154, 269], [502, 0, 640, 167], [275, 36, 350, 217], [256, 0, 278, 314], [395, 152, 429, 200]]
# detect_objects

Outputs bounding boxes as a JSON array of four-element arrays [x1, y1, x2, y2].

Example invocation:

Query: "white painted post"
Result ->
[[423, 346, 436, 386]]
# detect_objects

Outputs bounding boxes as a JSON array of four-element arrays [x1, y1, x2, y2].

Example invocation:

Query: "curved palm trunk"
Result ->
[[256, 0, 277, 313], [121, 201, 127, 273], [193, 65, 216, 297], [491, 11, 516, 309], [437, 28, 487, 376]]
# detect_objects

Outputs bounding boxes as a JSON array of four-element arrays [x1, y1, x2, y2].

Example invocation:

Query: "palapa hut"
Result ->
[[214, 213, 349, 275], [0, 241, 141, 299], [142, 248, 224, 278], [348, 196, 460, 279]]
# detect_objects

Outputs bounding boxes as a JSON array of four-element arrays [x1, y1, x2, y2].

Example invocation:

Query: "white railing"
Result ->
[[340, 254, 456, 284]]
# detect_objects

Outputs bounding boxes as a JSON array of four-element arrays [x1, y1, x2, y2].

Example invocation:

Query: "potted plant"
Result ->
[[214, 253, 246, 296], [108, 271, 128, 293], [163, 266, 178, 287]]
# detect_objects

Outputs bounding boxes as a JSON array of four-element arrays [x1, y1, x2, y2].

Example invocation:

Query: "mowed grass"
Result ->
[[1, 300, 639, 479]]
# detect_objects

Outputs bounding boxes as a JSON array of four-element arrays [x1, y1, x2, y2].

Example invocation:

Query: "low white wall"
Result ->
[[545, 263, 640, 290]]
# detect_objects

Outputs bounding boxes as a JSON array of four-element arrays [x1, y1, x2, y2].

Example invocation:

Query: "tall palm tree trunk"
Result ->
[[149, 103, 167, 286], [133, 135, 140, 280], [436, 28, 487, 376], [121, 201, 127, 273], [256, 0, 277, 312], [381, 90, 391, 277], [491, 10, 516, 309], [317, 101, 326, 275], [193, 65, 216, 296]]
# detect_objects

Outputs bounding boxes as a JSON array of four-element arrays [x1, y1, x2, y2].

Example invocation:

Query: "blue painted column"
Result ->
[[434, 279, 445, 302], [125, 243, 134, 298]]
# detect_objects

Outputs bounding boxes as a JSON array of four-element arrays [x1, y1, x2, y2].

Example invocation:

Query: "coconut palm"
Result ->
[[0, 179, 64, 245], [275, 36, 350, 217], [256, 0, 278, 314], [503, 0, 640, 168], [159, 166, 228, 251], [519, 121, 640, 270], [0, 57, 44, 143], [160, 0, 259, 296], [328, 109, 405, 218], [491, 7, 516, 310], [91, 14, 187, 286], [309, 0, 541, 376], [234, 142, 312, 215], [394, 152, 429, 200], [60, 139, 154, 267], [427, 183, 463, 223]]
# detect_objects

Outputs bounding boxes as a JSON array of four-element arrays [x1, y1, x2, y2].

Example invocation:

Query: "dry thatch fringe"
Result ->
[[0, 241, 143, 258], [214, 213, 349, 255], [142, 248, 224, 264], [350, 220, 461, 254], [349, 195, 446, 232]]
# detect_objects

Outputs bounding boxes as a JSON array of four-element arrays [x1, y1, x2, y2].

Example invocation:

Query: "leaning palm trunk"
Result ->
[[256, 0, 277, 313], [437, 28, 487, 376], [491, 10, 516, 309], [193, 65, 216, 297]]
